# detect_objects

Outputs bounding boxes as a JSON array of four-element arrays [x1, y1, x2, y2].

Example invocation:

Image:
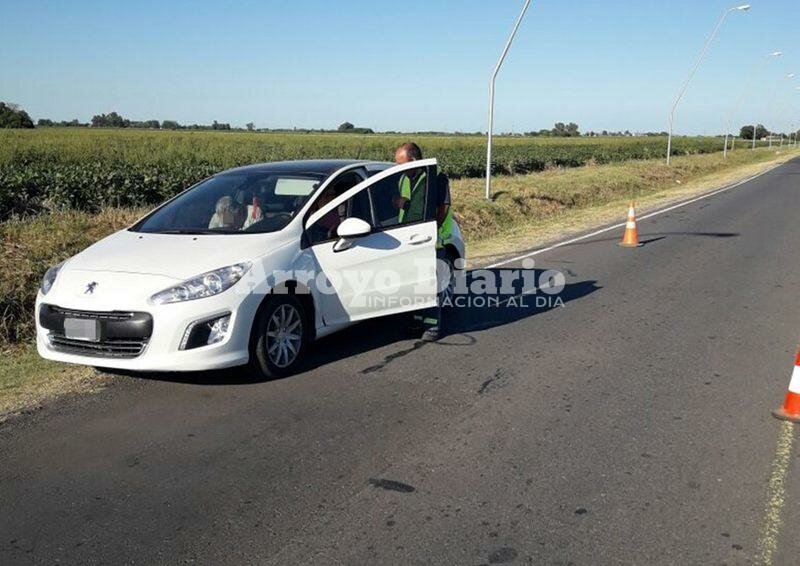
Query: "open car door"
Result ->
[[304, 158, 439, 327]]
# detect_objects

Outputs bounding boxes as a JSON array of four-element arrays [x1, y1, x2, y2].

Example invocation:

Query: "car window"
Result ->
[[307, 172, 371, 245], [368, 167, 429, 229], [131, 172, 324, 235], [275, 178, 318, 196]]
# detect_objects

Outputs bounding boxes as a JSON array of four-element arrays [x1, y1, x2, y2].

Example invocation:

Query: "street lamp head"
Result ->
[[788, 73, 796, 79], [734, 4, 751, 10], [769, 51, 783, 57]]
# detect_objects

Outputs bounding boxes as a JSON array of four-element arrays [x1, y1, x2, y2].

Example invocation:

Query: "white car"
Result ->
[[36, 159, 465, 378]]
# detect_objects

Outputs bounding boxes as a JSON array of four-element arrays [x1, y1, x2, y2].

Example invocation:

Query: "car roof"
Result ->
[[219, 159, 393, 178]]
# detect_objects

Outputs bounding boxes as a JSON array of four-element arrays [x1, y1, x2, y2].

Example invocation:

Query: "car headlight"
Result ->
[[41, 262, 65, 295], [150, 262, 251, 305]]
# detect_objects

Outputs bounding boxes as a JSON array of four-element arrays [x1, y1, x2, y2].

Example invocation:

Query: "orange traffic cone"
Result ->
[[619, 202, 642, 247], [772, 349, 800, 423]]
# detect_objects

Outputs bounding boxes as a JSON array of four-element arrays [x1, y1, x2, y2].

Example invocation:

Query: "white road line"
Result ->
[[486, 162, 786, 269], [757, 421, 796, 565]]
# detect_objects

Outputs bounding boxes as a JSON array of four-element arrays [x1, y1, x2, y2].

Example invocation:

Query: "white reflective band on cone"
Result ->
[[788, 364, 800, 394], [626, 222, 637, 229]]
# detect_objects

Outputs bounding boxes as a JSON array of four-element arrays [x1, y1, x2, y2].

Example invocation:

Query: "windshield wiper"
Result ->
[[149, 229, 208, 235], [148, 229, 239, 235]]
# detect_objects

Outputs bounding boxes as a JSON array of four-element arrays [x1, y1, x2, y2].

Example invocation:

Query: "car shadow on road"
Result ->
[[303, 271, 601, 375], [115, 269, 600, 385]]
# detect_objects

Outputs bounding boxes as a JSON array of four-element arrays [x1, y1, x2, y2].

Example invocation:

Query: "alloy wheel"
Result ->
[[266, 304, 303, 368]]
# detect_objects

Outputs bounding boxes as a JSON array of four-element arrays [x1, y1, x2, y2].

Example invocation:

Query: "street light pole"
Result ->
[[667, 4, 750, 166], [795, 87, 800, 147], [748, 52, 784, 150], [725, 50, 782, 157], [765, 73, 795, 148], [775, 88, 800, 148], [485, 0, 531, 200]]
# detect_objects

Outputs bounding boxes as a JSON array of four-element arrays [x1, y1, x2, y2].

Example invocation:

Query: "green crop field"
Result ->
[[0, 128, 729, 218]]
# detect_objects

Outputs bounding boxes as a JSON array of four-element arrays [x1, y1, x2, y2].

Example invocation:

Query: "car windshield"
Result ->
[[131, 172, 325, 234]]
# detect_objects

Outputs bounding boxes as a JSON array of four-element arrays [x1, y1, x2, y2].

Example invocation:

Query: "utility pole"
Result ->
[[725, 50, 782, 157], [667, 5, 750, 165], [485, 0, 531, 200]]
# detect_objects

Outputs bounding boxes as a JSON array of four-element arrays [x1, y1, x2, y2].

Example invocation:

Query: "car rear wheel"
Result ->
[[250, 295, 307, 379]]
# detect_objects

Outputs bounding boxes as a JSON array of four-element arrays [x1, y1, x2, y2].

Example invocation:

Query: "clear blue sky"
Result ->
[[1, 0, 798, 134]]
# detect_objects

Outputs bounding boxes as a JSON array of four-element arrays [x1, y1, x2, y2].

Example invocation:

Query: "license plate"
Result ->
[[63, 318, 100, 342]]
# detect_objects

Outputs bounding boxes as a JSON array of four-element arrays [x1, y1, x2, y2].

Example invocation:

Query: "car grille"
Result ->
[[49, 306, 135, 321], [49, 336, 148, 359], [40, 304, 153, 360]]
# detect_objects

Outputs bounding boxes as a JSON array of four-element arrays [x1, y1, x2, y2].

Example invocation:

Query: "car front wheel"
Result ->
[[250, 295, 307, 379]]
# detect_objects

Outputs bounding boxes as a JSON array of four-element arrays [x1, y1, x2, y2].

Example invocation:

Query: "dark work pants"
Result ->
[[414, 247, 447, 333]]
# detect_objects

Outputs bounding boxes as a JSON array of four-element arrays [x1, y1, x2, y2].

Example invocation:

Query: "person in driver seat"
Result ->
[[242, 195, 263, 230]]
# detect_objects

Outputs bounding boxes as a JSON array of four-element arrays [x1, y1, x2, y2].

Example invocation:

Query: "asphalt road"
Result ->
[[3, 158, 800, 565]]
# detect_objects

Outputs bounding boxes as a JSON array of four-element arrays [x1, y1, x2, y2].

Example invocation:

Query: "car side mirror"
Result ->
[[333, 217, 371, 252], [337, 217, 371, 239]]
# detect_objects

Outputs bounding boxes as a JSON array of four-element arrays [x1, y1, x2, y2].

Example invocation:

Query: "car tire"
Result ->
[[250, 295, 308, 379]]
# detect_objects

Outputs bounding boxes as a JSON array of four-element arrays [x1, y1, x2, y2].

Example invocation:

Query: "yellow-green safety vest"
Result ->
[[438, 193, 454, 249], [398, 172, 427, 224], [398, 169, 454, 248]]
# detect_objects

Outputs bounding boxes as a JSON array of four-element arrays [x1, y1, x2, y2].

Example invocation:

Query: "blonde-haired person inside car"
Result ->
[[209, 196, 237, 230], [393, 142, 453, 342]]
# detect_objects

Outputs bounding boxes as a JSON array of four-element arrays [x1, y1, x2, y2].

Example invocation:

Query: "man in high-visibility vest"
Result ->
[[393, 143, 453, 341], [393, 144, 426, 224]]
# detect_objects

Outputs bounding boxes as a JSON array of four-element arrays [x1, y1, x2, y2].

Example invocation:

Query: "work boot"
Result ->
[[421, 326, 441, 342]]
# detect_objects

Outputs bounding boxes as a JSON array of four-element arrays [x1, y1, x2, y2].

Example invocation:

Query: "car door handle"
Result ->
[[408, 234, 432, 245]]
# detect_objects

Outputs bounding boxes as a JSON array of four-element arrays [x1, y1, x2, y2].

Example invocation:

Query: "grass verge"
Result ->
[[1, 146, 797, 418], [0, 344, 104, 421], [1, 208, 142, 421]]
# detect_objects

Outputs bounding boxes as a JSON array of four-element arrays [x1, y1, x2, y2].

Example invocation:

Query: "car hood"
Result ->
[[64, 229, 294, 280]]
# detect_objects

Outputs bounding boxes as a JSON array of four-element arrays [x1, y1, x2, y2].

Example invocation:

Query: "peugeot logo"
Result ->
[[84, 282, 98, 295]]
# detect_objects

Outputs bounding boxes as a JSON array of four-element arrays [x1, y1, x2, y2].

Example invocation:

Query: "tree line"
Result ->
[[84, 112, 234, 130], [0, 103, 34, 128], [737, 124, 798, 140], [3, 102, 800, 139], [524, 124, 671, 138]]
